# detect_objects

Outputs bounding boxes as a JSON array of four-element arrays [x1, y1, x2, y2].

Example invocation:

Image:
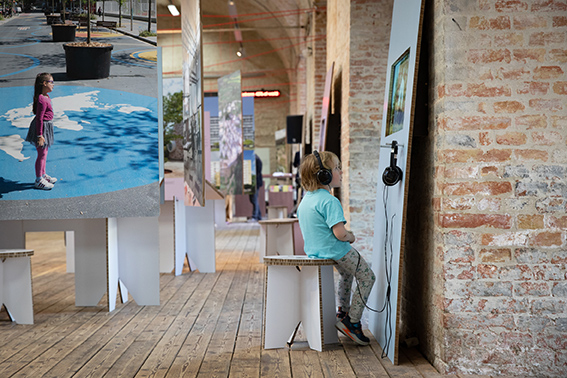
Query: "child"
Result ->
[[26, 73, 57, 190], [297, 151, 376, 346]]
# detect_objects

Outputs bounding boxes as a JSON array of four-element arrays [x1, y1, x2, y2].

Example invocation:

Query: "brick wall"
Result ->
[[430, 0, 567, 375], [327, 0, 393, 261]]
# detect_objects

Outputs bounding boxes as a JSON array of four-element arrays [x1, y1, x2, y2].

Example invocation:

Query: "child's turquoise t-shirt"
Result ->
[[297, 189, 351, 260]]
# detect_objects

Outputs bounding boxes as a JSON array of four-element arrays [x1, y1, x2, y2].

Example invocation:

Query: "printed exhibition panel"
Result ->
[[368, 0, 424, 365], [204, 94, 254, 193], [217, 71, 243, 195], [181, 0, 205, 207], [0, 22, 160, 220]]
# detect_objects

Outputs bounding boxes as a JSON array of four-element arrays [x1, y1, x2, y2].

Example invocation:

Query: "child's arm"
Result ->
[[332, 222, 356, 243]]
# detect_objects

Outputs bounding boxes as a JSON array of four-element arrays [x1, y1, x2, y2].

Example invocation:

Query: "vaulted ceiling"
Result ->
[[201, 0, 316, 77]]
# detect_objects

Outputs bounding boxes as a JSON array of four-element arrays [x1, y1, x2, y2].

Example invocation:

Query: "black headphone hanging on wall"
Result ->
[[382, 140, 403, 187], [313, 150, 333, 186]]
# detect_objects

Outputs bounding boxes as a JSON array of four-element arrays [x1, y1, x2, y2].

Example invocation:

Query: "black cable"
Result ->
[[352, 184, 394, 358]]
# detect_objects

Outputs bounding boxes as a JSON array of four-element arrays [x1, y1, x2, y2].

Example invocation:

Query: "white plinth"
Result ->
[[0, 249, 35, 324], [263, 256, 338, 352]]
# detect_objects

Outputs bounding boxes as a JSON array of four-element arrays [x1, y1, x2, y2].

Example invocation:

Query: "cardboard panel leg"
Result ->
[[0, 221, 25, 248], [158, 201, 175, 273], [116, 217, 160, 306], [264, 266, 301, 349], [185, 200, 216, 273], [71, 219, 107, 307], [1, 256, 34, 324], [174, 198, 187, 276], [65, 231, 75, 273]]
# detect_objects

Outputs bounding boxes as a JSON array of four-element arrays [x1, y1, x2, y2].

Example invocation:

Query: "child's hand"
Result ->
[[37, 135, 45, 147], [349, 231, 356, 244]]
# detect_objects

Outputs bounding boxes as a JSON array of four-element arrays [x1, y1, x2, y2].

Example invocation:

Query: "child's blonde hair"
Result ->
[[299, 151, 339, 191]]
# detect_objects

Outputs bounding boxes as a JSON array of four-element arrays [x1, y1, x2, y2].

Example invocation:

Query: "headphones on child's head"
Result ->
[[382, 140, 403, 187], [313, 150, 333, 185]]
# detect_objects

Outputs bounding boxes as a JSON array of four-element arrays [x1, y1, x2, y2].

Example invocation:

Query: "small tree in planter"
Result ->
[[51, 0, 77, 42], [63, 0, 113, 79]]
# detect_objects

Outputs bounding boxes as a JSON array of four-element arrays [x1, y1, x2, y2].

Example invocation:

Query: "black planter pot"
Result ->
[[63, 43, 114, 79], [46, 15, 62, 25], [51, 24, 77, 42]]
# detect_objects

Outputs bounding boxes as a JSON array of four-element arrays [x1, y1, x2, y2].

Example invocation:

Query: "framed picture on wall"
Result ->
[[385, 48, 410, 137]]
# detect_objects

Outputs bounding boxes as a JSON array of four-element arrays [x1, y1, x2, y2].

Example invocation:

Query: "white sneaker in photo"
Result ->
[[43, 174, 57, 184], [35, 177, 54, 190]]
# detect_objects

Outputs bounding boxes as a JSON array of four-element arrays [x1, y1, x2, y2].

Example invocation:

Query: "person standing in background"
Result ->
[[249, 153, 263, 221]]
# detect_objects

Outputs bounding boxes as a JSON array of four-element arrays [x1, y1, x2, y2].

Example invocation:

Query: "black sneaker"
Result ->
[[335, 316, 370, 346]]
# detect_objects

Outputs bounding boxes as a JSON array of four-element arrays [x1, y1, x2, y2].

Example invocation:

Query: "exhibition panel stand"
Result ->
[[164, 178, 224, 275], [0, 218, 160, 311]]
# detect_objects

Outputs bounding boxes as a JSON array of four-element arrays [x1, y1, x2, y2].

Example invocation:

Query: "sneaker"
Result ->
[[35, 177, 54, 190], [335, 316, 370, 346], [336, 307, 348, 321], [43, 174, 57, 184]]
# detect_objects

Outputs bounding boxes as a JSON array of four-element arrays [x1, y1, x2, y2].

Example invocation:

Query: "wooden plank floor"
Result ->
[[0, 224, 489, 378]]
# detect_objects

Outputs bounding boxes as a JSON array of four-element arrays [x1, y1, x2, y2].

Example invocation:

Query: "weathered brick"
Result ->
[[533, 66, 564, 79], [549, 216, 567, 229], [495, 0, 529, 12], [467, 83, 511, 97], [553, 16, 567, 27], [478, 264, 498, 279], [500, 265, 534, 281], [516, 180, 548, 196], [442, 149, 512, 163], [530, 232, 563, 247], [441, 213, 512, 229], [496, 131, 527, 145], [513, 48, 546, 62], [516, 316, 553, 331], [518, 214, 544, 229], [480, 166, 499, 177], [445, 134, 476, 147], [515, 114, 547, 129], [478, 198, 501, 211], [445, 264, 476, 280], [515, 282, 550, 296], [443, 182, 512, 196], [503, 165, 530, 178], [445, 166, 479, 179], [479, 132, 491, 146], [515, 247, 551, 263], [533, 165, 567, 180], [513, 14, 547, 29], [531, 299, 566, 315], [471, 281, 513, 296], [529, 98, 563, 111], [535, 197, 566, 213], [445, 246, 476, 263], [444, 116, 511, 130], [479, 247, 512, 262], [482, 232, 529, 246], [552, 282, 567, 296], [444, 230, 476, 246], [532, 131, 563, 145], [532, 0, 567, 11], [470, 15, 511, 30], [550, 48, 567, 63], [529, 32, 566, 46], [517, 81, 549, 95], [553, 81, 567, 95], [444, 313, 515, 330], [514, 149, 549, 161], [442, 197, 475, 211], [469, 49, 512, 64], [534, 265, 567, 280], [494, 101, 525, 113]]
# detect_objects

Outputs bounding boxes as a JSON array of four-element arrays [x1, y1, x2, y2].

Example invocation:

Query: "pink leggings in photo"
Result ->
[[35, 145, 48, 177]]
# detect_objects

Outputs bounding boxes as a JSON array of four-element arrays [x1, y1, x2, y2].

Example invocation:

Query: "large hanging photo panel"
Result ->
[[368, 0, 425, 365], [181, 0, 205, 207], [217, 71, 243, 196]]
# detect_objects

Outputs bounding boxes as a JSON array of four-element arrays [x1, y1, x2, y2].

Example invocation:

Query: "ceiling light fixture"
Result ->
[[168, 3, 180, 16]]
